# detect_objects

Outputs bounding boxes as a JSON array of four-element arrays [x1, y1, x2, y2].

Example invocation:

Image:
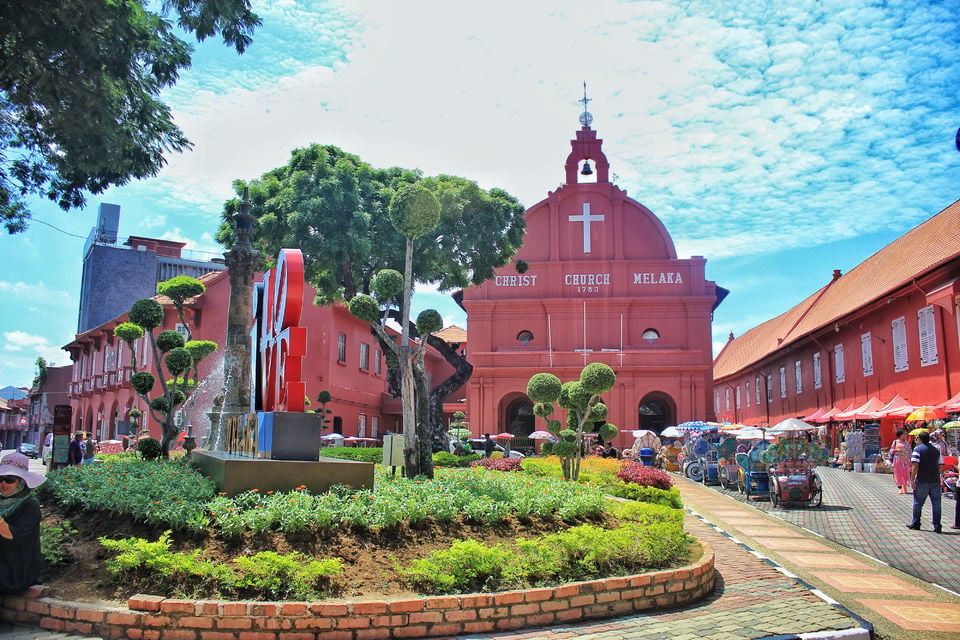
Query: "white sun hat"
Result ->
[[0, 452, 46, 489]]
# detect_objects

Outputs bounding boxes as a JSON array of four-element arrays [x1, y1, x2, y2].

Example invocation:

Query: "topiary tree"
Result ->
[[315, 390, 333, 432], [527, 363, 618, 481], [114, 276, 219, 457]]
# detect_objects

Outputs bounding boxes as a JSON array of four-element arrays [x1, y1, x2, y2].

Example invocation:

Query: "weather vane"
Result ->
[[579, 81, 593, 127]]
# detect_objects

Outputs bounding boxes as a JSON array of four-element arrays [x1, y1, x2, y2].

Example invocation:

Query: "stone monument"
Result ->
[[193, 194, 374, 495]]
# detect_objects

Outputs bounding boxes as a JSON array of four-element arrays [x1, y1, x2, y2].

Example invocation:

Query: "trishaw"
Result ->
[[658, 442, 682, 472], [735, 440, 771, 499], [716, 436, 742, 491], [699, 446, 721, 485], [762, 437, 827, 508], [683, 435, 714, 482]]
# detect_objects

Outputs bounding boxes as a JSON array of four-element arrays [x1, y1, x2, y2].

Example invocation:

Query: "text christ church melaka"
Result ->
[[461, 106, 724, 442]]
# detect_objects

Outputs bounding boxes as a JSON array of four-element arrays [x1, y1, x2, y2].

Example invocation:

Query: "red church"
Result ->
[[462, 106, 724, 450]]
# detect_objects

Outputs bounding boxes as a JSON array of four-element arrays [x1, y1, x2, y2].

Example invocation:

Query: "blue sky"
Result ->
[[1, 0, 958, 387]]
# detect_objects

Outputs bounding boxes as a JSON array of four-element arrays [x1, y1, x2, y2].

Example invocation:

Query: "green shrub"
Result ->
[[605, 480, 682, 508], [403, 539, 509, 593], [40, 520, 77, 565], [319, 446, 382, 463], [401, 520, 692, 594], [434, 451, 480, 468], [232, 551, 343, 600], [99, 533, 341, 600], [136, 437, 162, 461]]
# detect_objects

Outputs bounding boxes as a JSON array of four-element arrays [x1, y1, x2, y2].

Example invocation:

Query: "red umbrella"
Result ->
[[493, 432, 514, 439], [905, 406, 947, 422]]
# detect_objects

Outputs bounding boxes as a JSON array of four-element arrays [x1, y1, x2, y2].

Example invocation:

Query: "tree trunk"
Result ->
[[413, 357, 434, 479], [426, 334, 473, 445], [400, 237, 418, 478]]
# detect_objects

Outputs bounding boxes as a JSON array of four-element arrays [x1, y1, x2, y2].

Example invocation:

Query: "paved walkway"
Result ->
[[2, 465, 958, 639]]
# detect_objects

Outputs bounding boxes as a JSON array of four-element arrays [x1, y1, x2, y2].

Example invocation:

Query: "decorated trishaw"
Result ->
[[735, 440, 771, 499], [716, 435, 742, 491], [761, 436, 827, 507]]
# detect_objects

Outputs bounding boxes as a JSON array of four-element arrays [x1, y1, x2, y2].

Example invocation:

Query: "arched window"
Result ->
[[517, 330, 534, 346], [641, 328, 660, 344]]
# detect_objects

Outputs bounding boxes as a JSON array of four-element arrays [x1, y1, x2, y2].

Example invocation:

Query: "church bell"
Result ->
[[580, 160, 593, 176]]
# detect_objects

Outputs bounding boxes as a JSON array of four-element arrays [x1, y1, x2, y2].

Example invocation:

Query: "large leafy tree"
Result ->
[[0, 0, 260, 233], [217, 144, 527, 447]]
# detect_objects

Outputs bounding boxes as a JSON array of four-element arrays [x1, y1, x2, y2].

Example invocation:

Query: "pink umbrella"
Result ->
[[493, 432, 514, 439]]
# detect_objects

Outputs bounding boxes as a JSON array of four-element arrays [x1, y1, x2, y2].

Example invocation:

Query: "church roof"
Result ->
[[714, 198, 960, 379]]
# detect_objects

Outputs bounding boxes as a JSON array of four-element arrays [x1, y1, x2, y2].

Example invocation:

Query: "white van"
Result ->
[[41, 432, 54, 464]]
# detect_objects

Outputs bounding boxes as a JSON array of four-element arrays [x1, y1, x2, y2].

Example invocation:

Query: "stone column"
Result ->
[[208, 189, 260, 450]]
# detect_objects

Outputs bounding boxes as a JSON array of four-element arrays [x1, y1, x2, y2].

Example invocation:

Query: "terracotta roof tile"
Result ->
[[715, 198, 960, 379], [434, 324, 467, 344]]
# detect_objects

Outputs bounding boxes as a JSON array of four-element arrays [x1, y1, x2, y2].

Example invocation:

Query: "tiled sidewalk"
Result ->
[[682, 471, 960, 640], [709, 466, 960, 593]]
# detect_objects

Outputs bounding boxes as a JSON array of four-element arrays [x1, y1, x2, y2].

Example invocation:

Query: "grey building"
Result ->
[[77, 204, 226, 334]]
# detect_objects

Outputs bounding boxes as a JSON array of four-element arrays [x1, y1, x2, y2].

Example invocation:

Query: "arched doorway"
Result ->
[[501, 396, 535, 454], [638, 392, 675, 434]]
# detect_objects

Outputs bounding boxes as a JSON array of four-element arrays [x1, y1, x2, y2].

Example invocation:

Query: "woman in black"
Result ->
[[0, 452, 46, 594]]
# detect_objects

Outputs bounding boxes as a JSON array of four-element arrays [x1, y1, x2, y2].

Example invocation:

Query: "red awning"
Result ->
[[803, 408, 826, 421], [836, 397, 885, 421], [866, 394, 914, 419]]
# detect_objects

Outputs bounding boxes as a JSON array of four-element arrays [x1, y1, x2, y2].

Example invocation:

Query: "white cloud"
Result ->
[[0, 281, 73, 306]]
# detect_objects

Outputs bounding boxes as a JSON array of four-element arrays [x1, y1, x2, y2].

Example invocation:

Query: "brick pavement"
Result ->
[[708, 466, 960, 593]]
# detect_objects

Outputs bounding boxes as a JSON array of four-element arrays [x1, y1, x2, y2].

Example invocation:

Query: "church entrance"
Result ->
[[638, 393, 675, 434], [504, 398, 535, 454]]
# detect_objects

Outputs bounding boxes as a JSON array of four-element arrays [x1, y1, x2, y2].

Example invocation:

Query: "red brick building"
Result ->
[[462, 119, 724, 450], [713, 198, 960, 449]]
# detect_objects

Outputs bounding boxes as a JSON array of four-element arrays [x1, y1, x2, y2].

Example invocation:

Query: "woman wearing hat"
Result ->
[[0, 452, 46, 594]]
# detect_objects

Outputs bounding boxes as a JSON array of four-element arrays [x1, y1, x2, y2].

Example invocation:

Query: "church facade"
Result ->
[[462, 114, 724, 449]]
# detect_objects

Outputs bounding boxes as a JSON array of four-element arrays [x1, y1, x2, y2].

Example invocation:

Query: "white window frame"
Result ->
[[834, 344, 845, 383], [918, 305, 938, 367], [861, 332, 874, 377], [813, 352, 822, 389], [892, 316, 909, 372]]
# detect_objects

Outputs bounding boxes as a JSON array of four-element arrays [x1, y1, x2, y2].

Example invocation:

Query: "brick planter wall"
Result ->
[[1, 544, 713, 639]]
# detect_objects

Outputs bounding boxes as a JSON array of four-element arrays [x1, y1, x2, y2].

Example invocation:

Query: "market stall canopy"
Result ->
[[660, 426, 683, 438], [677, 420, 708, 431], [866, 394, 914, 419], [812, 407, 840, 423], [942, 421, 960, 431], [803, 408, 827, 421], [937, 391, 960, 412], [835, 397, 885, 421]]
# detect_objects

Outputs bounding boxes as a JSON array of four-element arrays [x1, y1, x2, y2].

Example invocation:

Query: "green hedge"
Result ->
[[318, 447, 383, 463]]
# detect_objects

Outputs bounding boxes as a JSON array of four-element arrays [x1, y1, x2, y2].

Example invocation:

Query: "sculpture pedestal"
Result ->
[[192, 451, 374, 497]]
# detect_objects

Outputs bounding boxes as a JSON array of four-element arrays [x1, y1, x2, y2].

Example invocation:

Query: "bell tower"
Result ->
[[564, 83, 610, 185]]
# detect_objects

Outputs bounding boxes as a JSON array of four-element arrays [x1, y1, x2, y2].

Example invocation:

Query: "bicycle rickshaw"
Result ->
[[763, 437, 827, 507], [716, 435, 742, 491], [735, 440, 771, 499]]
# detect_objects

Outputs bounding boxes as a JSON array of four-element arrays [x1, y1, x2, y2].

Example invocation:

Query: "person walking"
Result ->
[[483, 434, 495, 458], [67, 431, 84, 466], [906, 430, 944, 533], [82, 433, 97, 466], [889, 429, 912, 493]]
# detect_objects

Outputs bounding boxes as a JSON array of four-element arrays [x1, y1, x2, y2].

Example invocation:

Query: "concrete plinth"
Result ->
[[192, 451, 374, 496]]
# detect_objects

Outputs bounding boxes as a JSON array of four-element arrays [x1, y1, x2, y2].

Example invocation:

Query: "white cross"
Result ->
[[568, 202, 605, 253]]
